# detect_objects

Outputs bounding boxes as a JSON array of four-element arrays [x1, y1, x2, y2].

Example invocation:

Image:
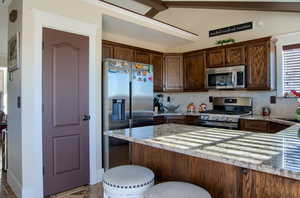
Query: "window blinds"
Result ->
[[283, 44, 300, 94]]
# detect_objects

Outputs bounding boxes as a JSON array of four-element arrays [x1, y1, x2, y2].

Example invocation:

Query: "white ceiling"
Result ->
[[102, 15, 193, 49], [154, 8, 300, 52], [103, 0, 151, 15]]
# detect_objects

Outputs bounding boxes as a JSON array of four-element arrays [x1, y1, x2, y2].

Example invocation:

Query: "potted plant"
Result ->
[[291, 90, 300, 121]]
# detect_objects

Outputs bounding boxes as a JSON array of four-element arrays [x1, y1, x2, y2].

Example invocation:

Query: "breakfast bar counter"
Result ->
[[104, 123, 300, 181]]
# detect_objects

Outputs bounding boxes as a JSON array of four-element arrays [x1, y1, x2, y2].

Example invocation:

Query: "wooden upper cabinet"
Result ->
[[102, 44, 114, 59], [207, 48, 226, 68], [226, 46, 245, 66], [164, 54, 183, 92], [246, 40, 270, 90], [151, 54, 164, 92], [184, 51, 207, 91], [114, 46, 134, 62], [135, 50, 151, 64]]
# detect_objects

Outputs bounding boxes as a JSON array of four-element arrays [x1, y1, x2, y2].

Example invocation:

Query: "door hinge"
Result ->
[[42, 42, 45, 50], [43, 166, 45, 175]]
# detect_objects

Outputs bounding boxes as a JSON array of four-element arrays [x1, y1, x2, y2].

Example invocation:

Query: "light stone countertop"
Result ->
[[104, 122, 300, 181], [154, 112, 299, 126]]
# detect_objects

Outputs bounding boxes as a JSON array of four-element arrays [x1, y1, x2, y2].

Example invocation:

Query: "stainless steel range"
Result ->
[[198, 97, 253, 129]]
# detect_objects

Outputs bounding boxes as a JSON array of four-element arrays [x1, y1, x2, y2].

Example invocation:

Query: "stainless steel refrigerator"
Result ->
[[102, 58, 154, 169]]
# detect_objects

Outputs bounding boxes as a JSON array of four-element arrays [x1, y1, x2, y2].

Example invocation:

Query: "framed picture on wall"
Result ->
[[7, 32, 20, 72]]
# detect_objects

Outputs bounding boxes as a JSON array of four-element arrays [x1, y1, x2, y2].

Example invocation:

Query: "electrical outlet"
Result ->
[[167, 96, 171, 102], [270, 96, 276, 104]]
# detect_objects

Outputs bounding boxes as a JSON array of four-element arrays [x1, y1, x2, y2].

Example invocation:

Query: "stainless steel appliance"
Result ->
[[198, 97, 252, 129], [206, 66, 246, 89], [103, 58, 154, 130], [103, 58, 154, 169]]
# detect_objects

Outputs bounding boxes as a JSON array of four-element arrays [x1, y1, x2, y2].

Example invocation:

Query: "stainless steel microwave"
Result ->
[[206, 65, 246, 89]]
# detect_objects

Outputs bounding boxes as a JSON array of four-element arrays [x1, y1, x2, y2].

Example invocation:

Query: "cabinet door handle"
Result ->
[[82, 115, 91, 121]]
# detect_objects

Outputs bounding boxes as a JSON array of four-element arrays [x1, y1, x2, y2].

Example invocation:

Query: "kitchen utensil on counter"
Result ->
[[164, 104, 180, 113], [262, 107, 271, 117], [199, 103, 208, 113], [187, 103, 196, 113], [153, 94, 164, 113]]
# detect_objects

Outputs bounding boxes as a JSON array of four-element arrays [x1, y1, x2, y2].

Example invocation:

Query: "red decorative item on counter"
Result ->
[[291, 90, 300, 108], [291, 90, 300, 122], [291, 90, 300, 98]]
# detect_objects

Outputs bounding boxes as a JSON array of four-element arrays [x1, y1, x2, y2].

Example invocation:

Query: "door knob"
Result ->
[[82, 115, 91, 121]]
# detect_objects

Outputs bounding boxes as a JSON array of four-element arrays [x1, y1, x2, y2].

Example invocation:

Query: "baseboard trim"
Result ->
[[7, 170, 22, 198]]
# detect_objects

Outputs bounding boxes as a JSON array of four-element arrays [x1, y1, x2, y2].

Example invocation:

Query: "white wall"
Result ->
[[0, 6, 8, 66], [9, 0, 190, 197], [155, 8, 300, 52], [159, 90, 297, 119], [7, 0, 23, 197]]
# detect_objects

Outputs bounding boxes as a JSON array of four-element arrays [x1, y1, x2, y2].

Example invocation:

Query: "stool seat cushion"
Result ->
[[103, 165, 154, 190], [144, 182, 211, 198]]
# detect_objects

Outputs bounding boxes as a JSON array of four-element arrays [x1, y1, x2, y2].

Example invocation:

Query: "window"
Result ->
[[282, 44, 300, 96]]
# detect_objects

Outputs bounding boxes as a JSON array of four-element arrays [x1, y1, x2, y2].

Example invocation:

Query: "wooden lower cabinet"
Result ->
[[131, 143, 241, 198], [131, 143, 300, 198], [240, 119, 269, 133], [242, 170, 300, 198], [239, 119, 290, 133], [153, 116, 166, 125]]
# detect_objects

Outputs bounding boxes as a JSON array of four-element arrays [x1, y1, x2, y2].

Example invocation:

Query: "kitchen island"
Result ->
[[104, 123, 300, 198]]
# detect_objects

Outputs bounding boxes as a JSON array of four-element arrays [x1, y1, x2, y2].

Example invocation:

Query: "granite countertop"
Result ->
[[104, 122, 300, 181], [154, 112, 298, 126]]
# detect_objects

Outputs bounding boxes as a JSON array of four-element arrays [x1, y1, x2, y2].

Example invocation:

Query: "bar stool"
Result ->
[[144, 182, 212, 198], [103, 165, 155, 198]]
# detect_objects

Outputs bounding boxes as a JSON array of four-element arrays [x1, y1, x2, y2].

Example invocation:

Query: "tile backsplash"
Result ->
[[156, 90, 298, 119]]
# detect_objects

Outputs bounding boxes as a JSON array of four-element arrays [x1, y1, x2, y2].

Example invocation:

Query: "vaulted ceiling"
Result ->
[[101, 0, 300, 18], [101, 0, 300, 52]]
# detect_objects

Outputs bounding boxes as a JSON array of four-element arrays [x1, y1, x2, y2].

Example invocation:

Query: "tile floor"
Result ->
[[0, 142, 103, 198]]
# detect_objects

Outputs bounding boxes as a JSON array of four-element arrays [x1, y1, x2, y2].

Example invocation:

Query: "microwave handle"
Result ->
[[233, 72, 237, 88]]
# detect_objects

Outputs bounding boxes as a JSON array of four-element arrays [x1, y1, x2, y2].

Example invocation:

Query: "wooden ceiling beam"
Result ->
[[132, 0, 168, 11], [145, 8, 160, 17], [164, 1, 300, 13]]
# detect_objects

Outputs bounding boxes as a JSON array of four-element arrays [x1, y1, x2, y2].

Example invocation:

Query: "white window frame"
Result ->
[[275, 32, 300, 97]]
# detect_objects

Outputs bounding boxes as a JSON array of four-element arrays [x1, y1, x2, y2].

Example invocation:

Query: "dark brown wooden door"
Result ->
[[164, 55, 183, 92], [184, 51, 206, 91], [114, 46, 134, 62], [226, 46, 245, 66], [135, 50, 151, 64], [207, 48, 226, 68], [102, 44, 114, 59], [151, 54, 163, 92], [43, 28, 89, 196], [246, 41, 270, 90]]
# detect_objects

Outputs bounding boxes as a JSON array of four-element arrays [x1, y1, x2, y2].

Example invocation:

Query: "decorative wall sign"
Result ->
[[9, 10, 18, 23], [7, 32, 20, 72], [209, 22, 253, 37]]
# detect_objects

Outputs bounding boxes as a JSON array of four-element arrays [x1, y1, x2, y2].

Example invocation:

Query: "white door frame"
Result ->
[[25, 9, 102, 197]]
